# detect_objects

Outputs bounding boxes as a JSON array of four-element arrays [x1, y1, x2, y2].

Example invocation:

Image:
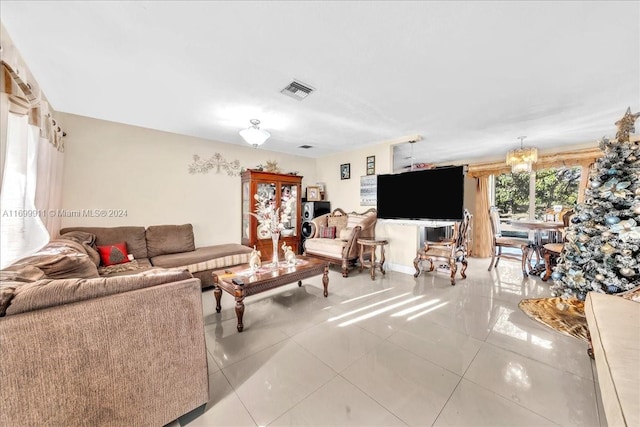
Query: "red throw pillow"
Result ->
[[319, 226, 336, 239], [97, 242, 130, 266]]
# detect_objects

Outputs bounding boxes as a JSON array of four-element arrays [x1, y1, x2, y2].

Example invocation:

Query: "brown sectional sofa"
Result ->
[[0, 224, 253, 425], [59, 224, 253, 288]]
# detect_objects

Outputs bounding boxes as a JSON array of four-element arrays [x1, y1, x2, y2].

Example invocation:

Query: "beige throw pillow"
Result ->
[[327, 215, 348, 236]]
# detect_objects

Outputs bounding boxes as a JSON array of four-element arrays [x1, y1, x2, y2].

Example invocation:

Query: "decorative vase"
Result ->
[[271, 230, 280, 267]]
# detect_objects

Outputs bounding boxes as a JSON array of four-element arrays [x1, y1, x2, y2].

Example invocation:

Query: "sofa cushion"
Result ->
[[60, 226, 148, 260], [98, 258, 153, 277], [150, 244, 252, 274], [304, 238, 348, 258], [584, 292, 640, 427], [8, 240, 99, 280], [97, 242, 131, 266], [0, 265, 46, 283], [338, 227, 355, 241], [58, 230, 101, 267], [146, 224, 196, 258], [319, 226, 336, 239], [0, 280, 21, 316], [328, 215, 348, 236], [4, 268, 193, 316]]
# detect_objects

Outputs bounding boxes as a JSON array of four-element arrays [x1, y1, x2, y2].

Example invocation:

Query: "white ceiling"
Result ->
[[1, 1, 639, 171]]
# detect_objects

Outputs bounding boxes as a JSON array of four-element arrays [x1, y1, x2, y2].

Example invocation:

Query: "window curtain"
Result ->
[[0, 113, 50, 268], [470, 175, 492, 258], [467, 148, 601, 258], [0, 52, 65, 268]]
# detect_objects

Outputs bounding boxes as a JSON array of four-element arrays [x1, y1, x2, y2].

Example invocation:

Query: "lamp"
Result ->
[[506, 136, 538, 173], [239, 119, 270, 147]]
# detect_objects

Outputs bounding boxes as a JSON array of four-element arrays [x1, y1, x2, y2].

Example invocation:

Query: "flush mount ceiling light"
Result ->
[[506, 136, 538, 173], [239, 119, 270, 148]]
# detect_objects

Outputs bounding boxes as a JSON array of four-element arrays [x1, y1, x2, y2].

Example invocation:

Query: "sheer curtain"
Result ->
[[0, 113, 50, 268], [1, 39, 66, 267]]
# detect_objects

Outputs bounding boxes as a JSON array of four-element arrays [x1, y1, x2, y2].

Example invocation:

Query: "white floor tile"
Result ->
[[269, 376, 406, 426], [434, 378, 559, 426], [465, 343, 600, 426], [342, 340, 461, 426], [222, 340, 336, 426], [172, 258, 604, 427]]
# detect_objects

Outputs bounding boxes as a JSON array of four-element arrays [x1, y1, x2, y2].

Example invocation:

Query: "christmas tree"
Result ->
[[551, 108, 640, 300]]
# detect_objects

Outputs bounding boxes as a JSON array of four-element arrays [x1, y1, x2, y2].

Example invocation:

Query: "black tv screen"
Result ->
[[376, 166, 465, 221]]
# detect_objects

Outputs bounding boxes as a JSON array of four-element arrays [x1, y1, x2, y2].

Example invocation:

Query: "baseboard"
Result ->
[[386, 262, 415, 276]]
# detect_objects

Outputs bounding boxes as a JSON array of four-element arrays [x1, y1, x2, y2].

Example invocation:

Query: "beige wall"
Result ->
[[58, 113, 317, 247]]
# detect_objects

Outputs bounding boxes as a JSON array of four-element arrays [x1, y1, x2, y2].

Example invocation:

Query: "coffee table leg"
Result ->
[[214, 286, 222, 313], [322, 265, 329, 297], [235, 286, 246, 332]]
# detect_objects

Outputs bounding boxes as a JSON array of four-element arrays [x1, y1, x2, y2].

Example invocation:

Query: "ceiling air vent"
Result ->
[[281, 80, 315, 101]]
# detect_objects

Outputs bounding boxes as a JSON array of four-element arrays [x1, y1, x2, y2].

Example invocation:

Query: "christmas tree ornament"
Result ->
[[619, 268, 634, 277], [605, 216, 621, 225], [607, 285, 619, 293], [590, 180, 601, 188]]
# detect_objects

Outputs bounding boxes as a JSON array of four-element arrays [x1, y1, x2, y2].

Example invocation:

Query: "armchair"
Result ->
[[413, 209, 472, 285], [303, 208, 377, 277]]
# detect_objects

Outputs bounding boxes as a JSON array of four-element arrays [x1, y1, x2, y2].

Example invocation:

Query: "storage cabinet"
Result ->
[[241, 170, 302, 260]]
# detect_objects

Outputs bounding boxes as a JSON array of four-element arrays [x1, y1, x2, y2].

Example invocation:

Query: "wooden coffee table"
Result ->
[[212, 256, 329, 332]]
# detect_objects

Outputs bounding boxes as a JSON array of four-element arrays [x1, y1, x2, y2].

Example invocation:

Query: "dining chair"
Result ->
[[413, 209, 472, 285], [487, 206, 532, 277], [541, 209, 574, 281]]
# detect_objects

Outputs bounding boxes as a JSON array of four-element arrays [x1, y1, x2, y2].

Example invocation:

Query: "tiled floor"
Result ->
[[168, 258, 606, 427]]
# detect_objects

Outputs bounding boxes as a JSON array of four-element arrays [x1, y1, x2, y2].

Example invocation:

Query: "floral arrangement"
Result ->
[[250, 190, 295, 234]]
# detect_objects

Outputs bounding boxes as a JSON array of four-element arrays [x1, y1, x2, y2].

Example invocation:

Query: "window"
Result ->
[[492, 166, 581, 237]]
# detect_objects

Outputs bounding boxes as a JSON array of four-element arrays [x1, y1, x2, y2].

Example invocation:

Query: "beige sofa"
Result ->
[[0, 234, 210, 425], [584, 291, 639, 427], [303, 208, 377, 277]]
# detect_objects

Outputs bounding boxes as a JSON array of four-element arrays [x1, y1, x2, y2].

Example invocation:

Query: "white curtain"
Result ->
[[0, 113, 50, 268], [35, 128, 65, 238]]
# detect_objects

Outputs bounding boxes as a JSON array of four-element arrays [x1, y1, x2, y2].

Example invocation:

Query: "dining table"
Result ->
[[510, 219, 565, 276]]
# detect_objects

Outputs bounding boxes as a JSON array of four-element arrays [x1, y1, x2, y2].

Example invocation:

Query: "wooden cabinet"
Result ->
[[241, 170, 303, 260]]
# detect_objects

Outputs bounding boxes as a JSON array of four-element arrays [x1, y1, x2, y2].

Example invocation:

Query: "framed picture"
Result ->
[[307, 186, 321, 201], [340, 163, 351, 180], [366, 155, 375, 175]]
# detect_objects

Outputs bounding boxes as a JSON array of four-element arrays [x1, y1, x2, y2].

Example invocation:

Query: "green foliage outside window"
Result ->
[[495, 167, 581, 220]]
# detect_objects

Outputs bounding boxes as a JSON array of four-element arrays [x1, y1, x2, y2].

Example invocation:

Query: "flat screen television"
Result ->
[[376, 166, 465, 221]]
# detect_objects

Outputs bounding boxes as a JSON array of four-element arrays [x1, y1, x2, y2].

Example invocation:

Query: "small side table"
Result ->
[[358, 237, 389, 280]]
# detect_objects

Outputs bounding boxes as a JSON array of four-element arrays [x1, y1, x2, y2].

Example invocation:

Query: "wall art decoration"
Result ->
[[340, 163, 351, 180], [188, 153, 243, 176], [366, 155, 375, 175], [360, 175, 377, 206]]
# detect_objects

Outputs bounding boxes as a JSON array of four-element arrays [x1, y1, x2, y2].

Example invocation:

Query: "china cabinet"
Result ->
[[241, 170, 302, 260]]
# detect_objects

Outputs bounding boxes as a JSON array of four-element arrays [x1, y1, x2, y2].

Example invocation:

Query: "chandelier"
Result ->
[[239, 119, 270, 148], [506, 136, 538, 173]]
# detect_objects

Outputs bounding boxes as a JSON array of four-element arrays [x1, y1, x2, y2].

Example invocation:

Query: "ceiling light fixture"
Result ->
[[239, 119, 270, 148], [506, 136, 538, 173]]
